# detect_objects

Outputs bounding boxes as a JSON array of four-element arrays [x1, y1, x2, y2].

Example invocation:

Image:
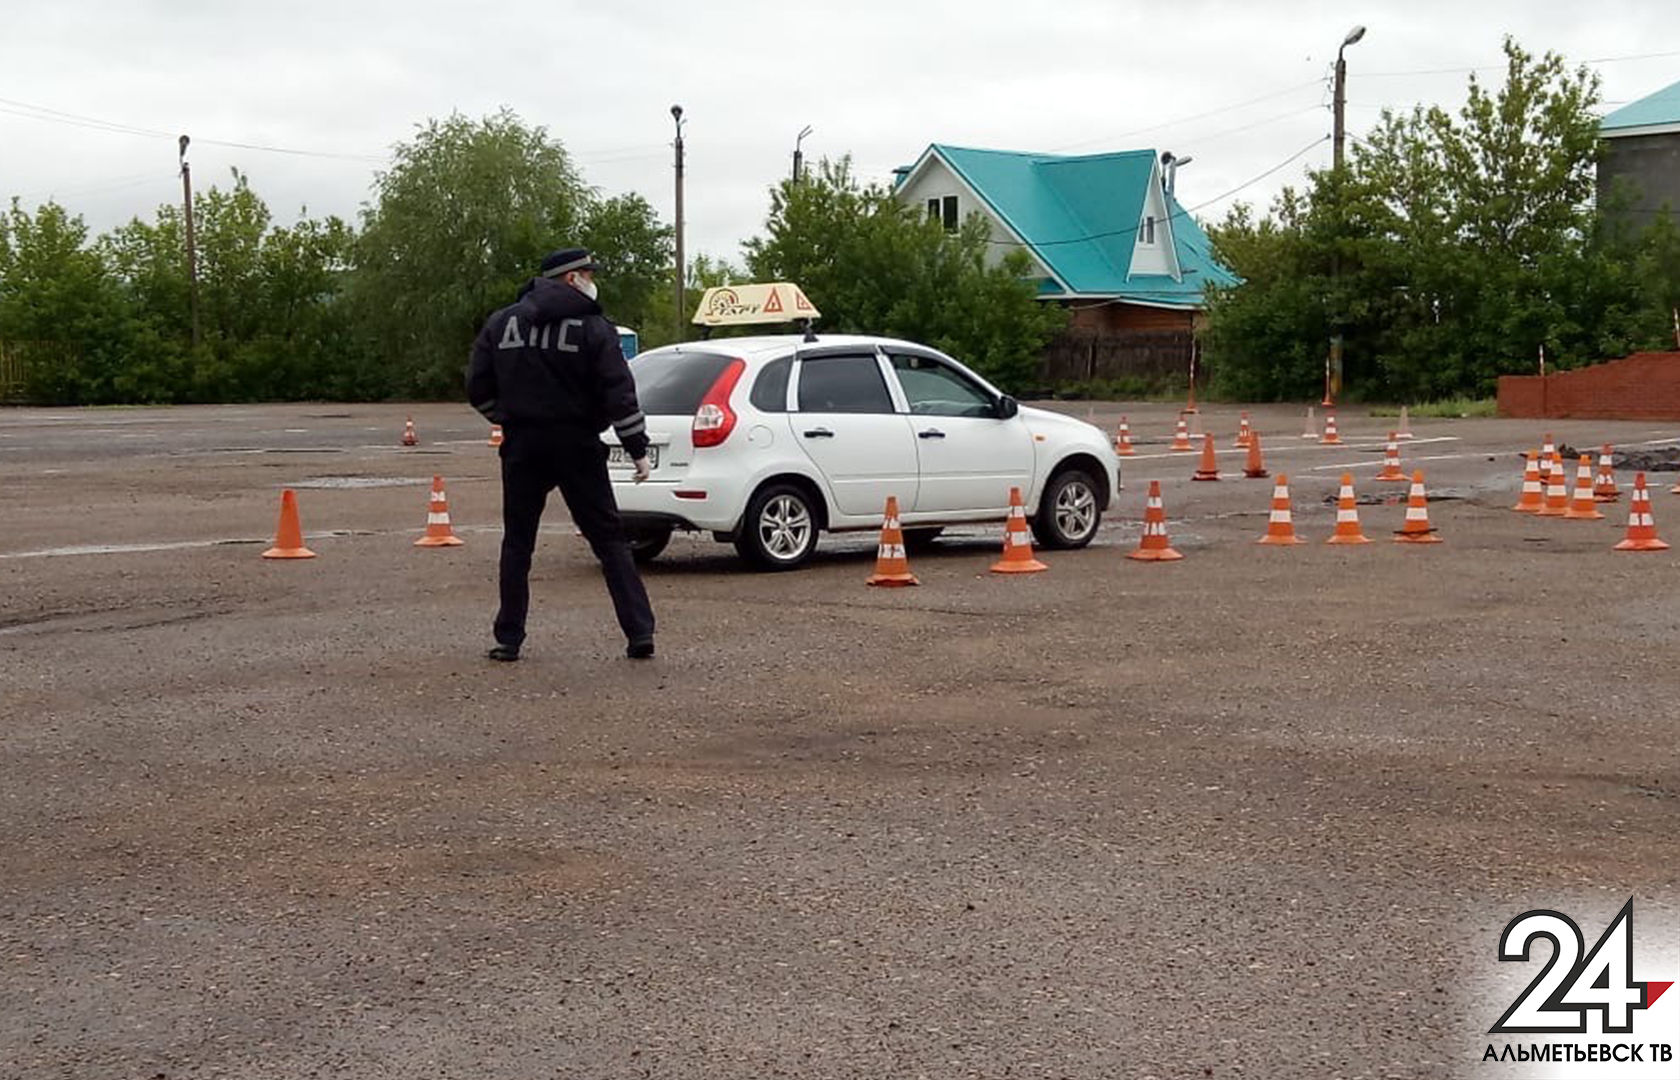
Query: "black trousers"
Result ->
[[493, 430, 655, 649]]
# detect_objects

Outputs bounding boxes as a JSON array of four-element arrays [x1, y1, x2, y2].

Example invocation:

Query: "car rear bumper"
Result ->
[[612, 481, 744, 533]]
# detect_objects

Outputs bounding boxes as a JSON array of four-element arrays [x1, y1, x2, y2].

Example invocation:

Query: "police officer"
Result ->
[[466, 248, 656, 662]]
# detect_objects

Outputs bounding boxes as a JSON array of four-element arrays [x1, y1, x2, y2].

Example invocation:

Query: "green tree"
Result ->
[[0, 199, 143, 403], [580, 192, 672, 338], [353, 109, 591, 396], [744, 157, 1063, 391], [1206, 38, 1609, 401]]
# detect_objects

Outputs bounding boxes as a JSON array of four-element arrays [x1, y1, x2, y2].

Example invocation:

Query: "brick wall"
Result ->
[[1497, 351, 1680, 420]]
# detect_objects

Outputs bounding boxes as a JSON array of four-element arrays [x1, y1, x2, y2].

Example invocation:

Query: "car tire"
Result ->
[[902, 527, 944, 552], [627, 526, 672, 564], [1033, 468, 1102, 549], [734, 483, 820, 570]]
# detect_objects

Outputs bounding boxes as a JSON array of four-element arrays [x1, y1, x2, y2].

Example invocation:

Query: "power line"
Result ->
[[0, 91, 680, 169], [0, 94, 384, 162], [1049, 78, 1325, 152], [1362, 47, 1680, 79]]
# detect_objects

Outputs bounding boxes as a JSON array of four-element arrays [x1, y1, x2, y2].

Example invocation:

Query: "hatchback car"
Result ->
[[607, 334, 1120, 569]]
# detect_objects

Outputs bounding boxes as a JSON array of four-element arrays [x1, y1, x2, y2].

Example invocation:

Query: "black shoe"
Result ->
[[626, 638, 655, 660], [487, 644, 520, 662]]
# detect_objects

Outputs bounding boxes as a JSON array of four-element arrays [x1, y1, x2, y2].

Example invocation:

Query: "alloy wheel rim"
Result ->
[[1055, 481, 1097, 540], [760, 495, 812, 560]]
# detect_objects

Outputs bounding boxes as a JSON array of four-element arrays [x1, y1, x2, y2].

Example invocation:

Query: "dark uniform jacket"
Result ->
[[465, 277, 650, 459]]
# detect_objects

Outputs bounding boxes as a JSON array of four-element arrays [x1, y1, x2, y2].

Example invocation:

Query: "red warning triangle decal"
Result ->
[[762, 288, 784, 314], [794, 290, 813, 311]]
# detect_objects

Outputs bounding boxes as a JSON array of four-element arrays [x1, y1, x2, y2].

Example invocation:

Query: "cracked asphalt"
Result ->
[[3, 401, 1679, 1079]]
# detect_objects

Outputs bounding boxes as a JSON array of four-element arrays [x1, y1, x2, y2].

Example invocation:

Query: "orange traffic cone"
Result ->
[[1538, 433, 1556, 485], [990, 487, 1047, 574], [1326, 473, 1371, 545], [1374, 433, 1407, 481], [1170, 416, 1194, 452], [1243, 431, 1270, 478], [1512, 451, 1545, 513], [867, 495, 920, 586], [1614, 474, 1670, 552], [1320, 413, 1343, 446], [1563, 454, 1604, 521], [1396, 405, 1413, 440], [488, 424, 504, 448], [1114, 417, 1136, 457], [1302, 406, 1317, 440], [1233, 412, 1253, 448], [401, 417, 419, 447], [262, 489, 316, 559], [1592, 445, 1618, 501], [415, 475, 465, 546], [1394, 471, 1442, 543], [1127, 480, 1183, 561], [1538, 451, 1569, 517], [1192, 434, 1221, 481], [1257, 474, 1304, 544]]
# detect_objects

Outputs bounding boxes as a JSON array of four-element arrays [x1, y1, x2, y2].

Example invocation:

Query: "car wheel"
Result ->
[[627, 526, 672, 564], [735, 483, 820, 570], [902, 527, 944, 552], [1033, 469, 1102, 549]]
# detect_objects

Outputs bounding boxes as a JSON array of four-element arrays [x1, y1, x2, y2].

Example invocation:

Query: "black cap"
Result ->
[[539, 248, 600, 278]]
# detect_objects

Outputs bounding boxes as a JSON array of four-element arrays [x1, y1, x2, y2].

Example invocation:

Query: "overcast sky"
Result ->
[[2, 0, 1676, 269]]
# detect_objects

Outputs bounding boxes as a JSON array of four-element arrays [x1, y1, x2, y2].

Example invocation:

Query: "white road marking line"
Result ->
[[1122, 435, 1459, 462], [1309, 451, 1485, 471]]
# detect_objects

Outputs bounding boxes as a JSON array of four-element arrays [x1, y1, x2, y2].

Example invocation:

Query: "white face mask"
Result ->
[[570, 274, 598, 302]]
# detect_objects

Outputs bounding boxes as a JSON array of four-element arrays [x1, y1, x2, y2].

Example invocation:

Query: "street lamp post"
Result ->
[[793, 125, 813, 184], [1327, 24, 1366, 406], [178, 134, 201, 350], [671, 105, 686, 339], [1333, 24, 1365, 170]]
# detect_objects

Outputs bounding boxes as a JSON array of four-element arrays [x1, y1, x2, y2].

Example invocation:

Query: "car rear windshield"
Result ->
[[630, 351, 737, 415]]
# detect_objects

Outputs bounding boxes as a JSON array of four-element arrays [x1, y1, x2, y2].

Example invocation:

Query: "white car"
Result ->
[[607, 334, 1120, 569]]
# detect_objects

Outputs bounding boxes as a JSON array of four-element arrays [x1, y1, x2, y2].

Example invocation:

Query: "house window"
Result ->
[[927, 195, 959, 231], [1139, 215, 1156, 245]]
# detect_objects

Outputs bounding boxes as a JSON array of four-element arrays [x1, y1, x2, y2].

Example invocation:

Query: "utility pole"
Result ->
[[793, 125, 813, 183], [1327, 25, 1366, 405], [178, 134, 201, 350], [1333, 26, 1365, 170], [671, 105, 686, 340]]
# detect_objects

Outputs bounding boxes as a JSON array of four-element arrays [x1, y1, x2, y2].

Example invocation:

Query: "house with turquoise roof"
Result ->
[[892, 144, 1239, 348], [1598, 78, 1680, 232]]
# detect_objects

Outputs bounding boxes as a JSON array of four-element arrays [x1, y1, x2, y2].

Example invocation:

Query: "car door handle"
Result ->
[[802, 427, 835, 438], [918, 428, 946, 439]]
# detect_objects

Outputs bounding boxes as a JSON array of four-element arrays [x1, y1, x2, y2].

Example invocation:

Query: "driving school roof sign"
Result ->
[[691, 282, 820, 327]]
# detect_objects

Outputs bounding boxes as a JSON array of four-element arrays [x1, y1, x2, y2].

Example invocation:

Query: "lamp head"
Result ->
[[1342, 25, 1366, 47]]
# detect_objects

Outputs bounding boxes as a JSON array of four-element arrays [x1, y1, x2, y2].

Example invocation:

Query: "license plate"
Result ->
[[608, 446, 657, 469]]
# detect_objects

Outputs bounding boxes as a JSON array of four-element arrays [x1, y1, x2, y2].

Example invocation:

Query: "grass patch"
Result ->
[[1369, 397, 1497, 419], [1049, 377, 1187, 402]]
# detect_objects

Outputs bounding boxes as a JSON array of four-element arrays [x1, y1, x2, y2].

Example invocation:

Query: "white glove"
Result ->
[[632, 457, 651, 483]]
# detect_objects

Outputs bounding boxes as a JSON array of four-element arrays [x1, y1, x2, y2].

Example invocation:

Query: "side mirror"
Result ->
[[996, 395, 1019, 419]]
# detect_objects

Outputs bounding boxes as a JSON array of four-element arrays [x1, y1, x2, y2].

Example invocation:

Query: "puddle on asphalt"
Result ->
[[291, 476, 430, 489]]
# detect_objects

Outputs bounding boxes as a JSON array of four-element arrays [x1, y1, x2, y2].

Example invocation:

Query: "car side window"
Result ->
[[888, 353, 997, 418], [751, 356, 792, 413], [796, 354, 894, 414]]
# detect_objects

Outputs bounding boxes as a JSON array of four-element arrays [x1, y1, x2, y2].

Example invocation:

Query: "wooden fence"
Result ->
[[0, 340, 28, 403], [1040, 328, 1194, 387]]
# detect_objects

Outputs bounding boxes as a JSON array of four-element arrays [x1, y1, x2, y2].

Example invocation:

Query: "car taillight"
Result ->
[[692, 358, 746, 449]]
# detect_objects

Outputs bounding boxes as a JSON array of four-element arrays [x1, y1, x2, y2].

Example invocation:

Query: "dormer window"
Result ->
[[926, 195, 958, 231], [1139, 215, 1156, 245]]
